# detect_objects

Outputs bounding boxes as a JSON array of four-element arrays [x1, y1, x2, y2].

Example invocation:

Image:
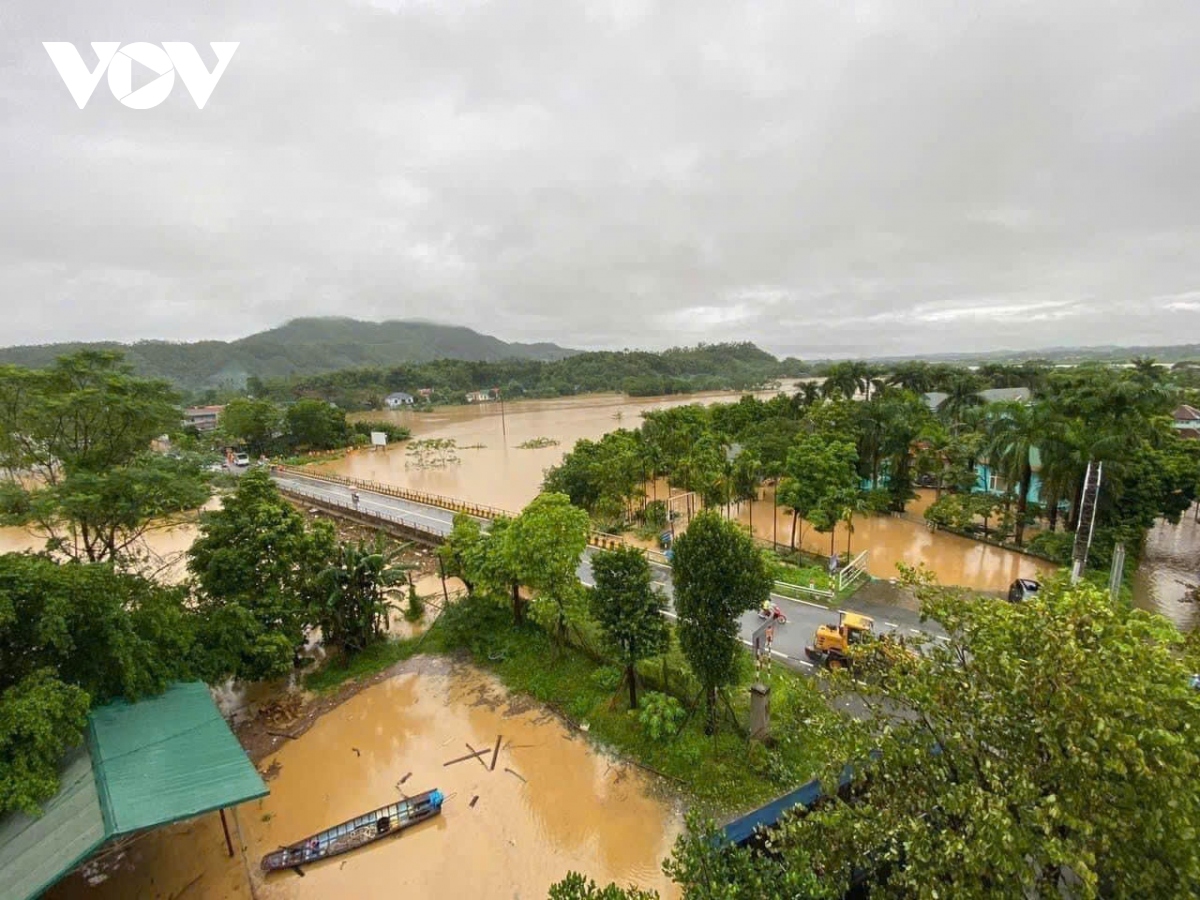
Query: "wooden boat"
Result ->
[[261, 788, 445, 873]]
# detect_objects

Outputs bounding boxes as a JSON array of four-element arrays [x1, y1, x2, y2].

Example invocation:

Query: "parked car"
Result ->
[[206, 462, 225, 473], [1007, 578, 1040, 603], [233, 452, 250, 466]]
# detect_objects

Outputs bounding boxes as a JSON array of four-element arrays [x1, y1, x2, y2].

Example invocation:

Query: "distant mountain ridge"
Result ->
[[0, 318, 578, 391]]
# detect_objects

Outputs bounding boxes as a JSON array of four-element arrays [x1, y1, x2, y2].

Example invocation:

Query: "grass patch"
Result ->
[[303, 635, 424, 692]]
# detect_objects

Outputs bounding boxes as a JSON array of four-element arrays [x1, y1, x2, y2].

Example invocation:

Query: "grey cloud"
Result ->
[[2, 0, 1200, 356]]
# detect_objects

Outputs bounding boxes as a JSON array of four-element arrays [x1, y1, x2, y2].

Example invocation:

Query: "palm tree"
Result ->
[[888, 362, 934, 395], [937, 373, 985, 432], [821, 362, 861, 400], [982, 402, 1040, 546], [794, 381, 822, 409]]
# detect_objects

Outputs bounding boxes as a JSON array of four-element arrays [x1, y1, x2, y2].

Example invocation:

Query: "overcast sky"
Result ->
[[3, 1, 1200, 359]]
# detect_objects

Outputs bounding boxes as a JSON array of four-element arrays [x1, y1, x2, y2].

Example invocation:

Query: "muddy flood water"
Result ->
[[324, 391, 1052, 594], [48, 657, 683, 900]]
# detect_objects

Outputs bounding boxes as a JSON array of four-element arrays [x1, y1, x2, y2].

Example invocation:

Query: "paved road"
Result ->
[[273, 470, 944, 673]]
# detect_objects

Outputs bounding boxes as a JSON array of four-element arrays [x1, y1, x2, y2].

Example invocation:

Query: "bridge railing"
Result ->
[[274, 465, 632, 552], [275, 484, 445, 538], [273, 465, 517, 521]]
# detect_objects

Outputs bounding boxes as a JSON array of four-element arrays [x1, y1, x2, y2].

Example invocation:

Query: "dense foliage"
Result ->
[[0, 351, 210, 563], [671, 512, 772, 734], [0, 554, 199, 814], [187, 469, 337, 681], [588, 546, 669, 708], [258, 342, 799, 409], [0, 317, 576, 393]]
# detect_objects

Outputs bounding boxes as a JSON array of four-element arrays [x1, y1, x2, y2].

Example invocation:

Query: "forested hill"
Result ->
[[261, 342, 804, 409], [0, 318, 577, 391]]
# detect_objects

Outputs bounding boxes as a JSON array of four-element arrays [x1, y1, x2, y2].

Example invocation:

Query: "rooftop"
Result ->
[[0, 682, 267, 900]]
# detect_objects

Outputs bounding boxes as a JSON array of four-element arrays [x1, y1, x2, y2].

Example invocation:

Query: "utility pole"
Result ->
[[496, 386, 506, 441]]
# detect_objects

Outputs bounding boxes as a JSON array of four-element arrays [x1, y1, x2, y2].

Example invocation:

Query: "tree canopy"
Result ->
[[671, 511, 772, 734], [0, 553, 199, 815], [0, 351, 209, 563], [187, 469, 336, 681], [588, 546, 668, 709]]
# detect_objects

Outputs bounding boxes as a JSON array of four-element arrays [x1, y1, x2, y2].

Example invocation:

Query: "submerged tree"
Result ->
[[588, 546, 668, 709]]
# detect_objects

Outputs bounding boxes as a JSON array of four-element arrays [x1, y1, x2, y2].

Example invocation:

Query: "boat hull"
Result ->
[[261, 788, 444, 873]]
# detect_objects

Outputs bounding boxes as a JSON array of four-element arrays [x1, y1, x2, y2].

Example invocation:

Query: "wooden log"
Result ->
[[443, 747, 490, 767], [490, 734, 503, 771]]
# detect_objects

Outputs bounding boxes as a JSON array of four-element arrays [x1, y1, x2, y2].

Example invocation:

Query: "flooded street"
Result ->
[[49, 658, 683, 900]]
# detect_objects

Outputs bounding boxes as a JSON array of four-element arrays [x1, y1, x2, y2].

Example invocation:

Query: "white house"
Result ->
[[385, 392, 415, 409]]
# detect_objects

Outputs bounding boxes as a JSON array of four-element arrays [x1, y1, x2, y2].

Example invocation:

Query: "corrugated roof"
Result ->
[[88, 682, 267, 835], [0, 749, 106, 900], [0, 683, 267, 900]]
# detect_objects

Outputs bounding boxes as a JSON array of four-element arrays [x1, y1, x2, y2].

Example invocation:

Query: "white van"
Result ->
[[233, 452, 250, 466]]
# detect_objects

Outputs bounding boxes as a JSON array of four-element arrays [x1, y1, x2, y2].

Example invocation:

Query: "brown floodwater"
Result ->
[[1131, 512, 1200, 631], [323, 393, 1051, 593], [51, 659, 683, 900]]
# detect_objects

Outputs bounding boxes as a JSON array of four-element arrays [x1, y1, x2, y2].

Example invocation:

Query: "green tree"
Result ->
[[776, 433, 859, 551], [982, 400, 1041, 546], [438, 513, 487, 595], [0, 351, 209, 563], [731, 450, 763, 532], [0, 553, 199, 814], [728, 577, 1200, 898], [187, 469, 336, 680], [0, 671, 89, 816], [503, 492, 590, 633], [588, 547, 668, 709], [937, 371, 985, 430], [285, 398, 349, 451], [671, 511, 771, 734], [317, 537, 412, 655], [219, 397, 281, 456]]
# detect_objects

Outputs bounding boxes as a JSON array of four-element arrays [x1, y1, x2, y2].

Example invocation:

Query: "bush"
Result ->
[[1024, 531, 1073, 563], [590, 666, 623, 692], [637, 691, 685, 743]]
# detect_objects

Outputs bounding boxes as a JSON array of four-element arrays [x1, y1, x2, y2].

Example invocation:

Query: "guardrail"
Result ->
[[773, 579, 836, 602]]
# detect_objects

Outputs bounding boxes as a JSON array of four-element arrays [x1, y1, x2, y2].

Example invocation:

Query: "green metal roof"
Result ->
[[0, 749, 107, 900], [0, 682, 268, 900], [88, 682, 267, 835]]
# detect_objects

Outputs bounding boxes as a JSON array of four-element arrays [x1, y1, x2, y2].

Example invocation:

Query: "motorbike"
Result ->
[[758, 604, 787, 625]]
